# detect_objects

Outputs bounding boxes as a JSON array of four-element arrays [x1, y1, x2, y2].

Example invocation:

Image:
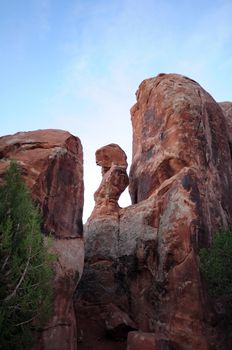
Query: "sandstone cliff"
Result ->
[[76, 74, 232, 350], [0, 129, 84, 350], [1, 75, 231, 350], [219, 101, 232, 143]]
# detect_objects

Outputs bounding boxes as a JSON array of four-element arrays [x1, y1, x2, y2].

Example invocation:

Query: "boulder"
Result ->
[[96, 143, 128, 175], [0, 129, 84, 350]]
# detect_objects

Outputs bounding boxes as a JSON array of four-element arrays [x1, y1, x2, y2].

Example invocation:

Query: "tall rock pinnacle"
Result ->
[[90, 143, 129, 218], [76, 74, 232, 350]]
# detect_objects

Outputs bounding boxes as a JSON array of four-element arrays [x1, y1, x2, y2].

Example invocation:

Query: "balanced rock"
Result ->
[[76, 143, 129, 349], [90, 143, 129, 217], [96, 143, 128, 175]]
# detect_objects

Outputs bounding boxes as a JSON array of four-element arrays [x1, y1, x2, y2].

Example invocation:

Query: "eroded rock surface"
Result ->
[[76, 74, 232, 350], [76, 143, 129, 350], [126, 332, 179, 350], [127, 74, 232, 349], [91, 144, 129, 217], [96, 143, 128, 175], [219, 101, 232, 143], [0, 129, 84, 350], [0, 129, 83, 238], [127, 332, 156, 350]]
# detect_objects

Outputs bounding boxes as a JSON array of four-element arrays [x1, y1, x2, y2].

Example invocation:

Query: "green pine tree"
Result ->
[[0, 161, 54, 349], [200, 230, 232, 324]]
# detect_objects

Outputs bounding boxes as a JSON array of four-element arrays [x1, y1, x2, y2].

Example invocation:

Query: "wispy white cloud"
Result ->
[[44, 0, 232, 220]]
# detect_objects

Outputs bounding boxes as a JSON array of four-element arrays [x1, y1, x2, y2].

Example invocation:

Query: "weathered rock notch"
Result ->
[[0, 129, 84, 350], [76, 74, 232, 350]]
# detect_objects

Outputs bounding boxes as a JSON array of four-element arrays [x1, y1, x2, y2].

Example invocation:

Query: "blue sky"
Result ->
[[1, 0, 232, 221]]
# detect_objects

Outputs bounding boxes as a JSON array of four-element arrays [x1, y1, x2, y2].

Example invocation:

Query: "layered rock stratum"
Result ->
[[0, 129, 84, 350], [76, 74, 232, 350]]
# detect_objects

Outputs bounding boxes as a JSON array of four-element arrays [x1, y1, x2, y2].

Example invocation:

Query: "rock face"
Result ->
[[219, 101, 232, 143], [76, 74, 232, 350], [126, 332, 179, 350], [129, 74, 232, 237], [0, 129, 83, 238], [91, 144, 129, 218], [76, 144, 129, 350], [0, 129, 84, 350], [127, 332, 156, 350]]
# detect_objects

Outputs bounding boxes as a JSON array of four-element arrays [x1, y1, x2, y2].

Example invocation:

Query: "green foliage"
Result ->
[[0, 162, 54, 350], [200, 229, 232, 323]]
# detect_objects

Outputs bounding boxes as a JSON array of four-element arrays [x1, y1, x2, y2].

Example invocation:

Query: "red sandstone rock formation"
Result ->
[[96, 143, 128, 175], [0, 129, 83, 238], [90, 143, 129, 217], [219, 101, 232, 142], [76, 74, 232, 350], [76, 144, 129, 350], [127, 332, 156, 350], [127, 331, 180, 350], [0, 129, 84, 350]]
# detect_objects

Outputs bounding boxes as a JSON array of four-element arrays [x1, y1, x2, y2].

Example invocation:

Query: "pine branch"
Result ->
[[1, 254, 10, 271], [15, 315, 36, 327], [4, 246, 32, 303]]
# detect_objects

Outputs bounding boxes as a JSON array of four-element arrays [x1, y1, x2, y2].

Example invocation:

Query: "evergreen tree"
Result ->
[[0, 162, 54, 349], [200, 230, 232, 324]]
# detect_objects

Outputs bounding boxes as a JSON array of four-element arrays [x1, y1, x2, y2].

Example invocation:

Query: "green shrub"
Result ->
[[200, 229, 232, 323], [0, 162, 54, 349]]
